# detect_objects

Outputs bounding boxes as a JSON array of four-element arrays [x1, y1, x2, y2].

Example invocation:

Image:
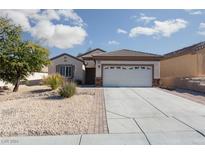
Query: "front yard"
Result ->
[[0, 86, 108, 137]]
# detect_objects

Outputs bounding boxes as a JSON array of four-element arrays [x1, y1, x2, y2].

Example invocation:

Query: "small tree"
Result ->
[[0, 17, 50, 92]]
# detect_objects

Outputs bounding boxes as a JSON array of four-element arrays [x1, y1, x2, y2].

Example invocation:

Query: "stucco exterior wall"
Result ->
[[84, 60, 95, 68], [161, 48, 205, 78], [160, 48, 205, 90], [197, 48, 205, 76], [48, 55, 85, 83], [160, 53, 198, 78], [95, 60, 160, 79]]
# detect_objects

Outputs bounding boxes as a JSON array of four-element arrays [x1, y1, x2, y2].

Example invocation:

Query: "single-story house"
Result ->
[[160, 41, 205, 90], [48, 41, 205, 88], [48, 48, 162, 87]]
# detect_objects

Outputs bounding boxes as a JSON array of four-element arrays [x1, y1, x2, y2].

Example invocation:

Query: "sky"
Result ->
[[1, 9, 205, 57]]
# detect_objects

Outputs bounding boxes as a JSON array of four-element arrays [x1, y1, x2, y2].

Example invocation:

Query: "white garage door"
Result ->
[[103, 65, 153, 87]]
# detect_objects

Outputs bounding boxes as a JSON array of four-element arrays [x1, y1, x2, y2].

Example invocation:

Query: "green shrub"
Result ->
[[43, 74, 63, 90], [58, 82, 76, 98]]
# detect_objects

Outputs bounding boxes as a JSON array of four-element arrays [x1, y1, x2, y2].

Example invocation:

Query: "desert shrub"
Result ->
[[43, 74, 63, 90], [58, 82, 76, 98]]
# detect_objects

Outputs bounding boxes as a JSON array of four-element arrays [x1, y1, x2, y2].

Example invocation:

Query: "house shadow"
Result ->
[[30, 88, 52, 94], [174, 88, 205, 97], [42, 95, 64, 100]]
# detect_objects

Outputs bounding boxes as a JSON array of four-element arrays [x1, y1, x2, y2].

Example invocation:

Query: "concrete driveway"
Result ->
[[81, 88, 205, 145], [1, 87, 205, 145]]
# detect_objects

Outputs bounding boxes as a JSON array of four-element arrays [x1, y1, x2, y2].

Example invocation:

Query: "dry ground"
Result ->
[[0, 85, 107, 137]]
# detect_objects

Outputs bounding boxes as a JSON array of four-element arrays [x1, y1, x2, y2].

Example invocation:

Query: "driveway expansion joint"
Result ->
[[172, 116, 205, 137], [79, 135, 83, 145], [133, 118, 151, 145], [131, 89, 169, 118], [107, 110, 132, 119]]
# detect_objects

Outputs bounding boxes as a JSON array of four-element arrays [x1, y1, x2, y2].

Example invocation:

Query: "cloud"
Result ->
[[117, 28, 127, 34], [108, 40, 120, 45], [30, 20, 87, 49], [129, 19, 188, 38], [199, 22, 205, 29], [0, 9, 87, 49], [57, 10, 84, 26], [138, 13, 156, 24], [0, 10, 38, 31], [198, 22, 205, 35], [185, 10, 203, 15], [129, 27, 156, 37]]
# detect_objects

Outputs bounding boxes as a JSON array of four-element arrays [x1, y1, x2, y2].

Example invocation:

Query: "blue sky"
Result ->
[[1, 9, 205, 57]]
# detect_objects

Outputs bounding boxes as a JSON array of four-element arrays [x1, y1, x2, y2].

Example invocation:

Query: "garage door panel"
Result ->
[[103, 65, 152, 87]]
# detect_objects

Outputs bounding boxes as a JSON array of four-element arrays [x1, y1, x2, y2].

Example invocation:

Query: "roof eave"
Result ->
[[50, 53, 84, 63], [77, 48, 106, 58], [92, 56, 162, 61]]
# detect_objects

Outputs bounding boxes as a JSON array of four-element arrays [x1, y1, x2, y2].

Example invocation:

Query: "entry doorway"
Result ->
[[85, 68, 96, 85]]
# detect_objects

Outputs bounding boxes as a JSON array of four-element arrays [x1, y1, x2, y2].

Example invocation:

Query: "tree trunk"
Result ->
[[13, 78, 20, 92]]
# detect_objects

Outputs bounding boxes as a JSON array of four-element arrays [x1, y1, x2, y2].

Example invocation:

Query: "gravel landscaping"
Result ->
[[0, 85, 108, 137]]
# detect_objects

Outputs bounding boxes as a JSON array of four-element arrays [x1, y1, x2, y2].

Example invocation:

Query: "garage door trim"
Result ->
[[101, 64, 154, 86]]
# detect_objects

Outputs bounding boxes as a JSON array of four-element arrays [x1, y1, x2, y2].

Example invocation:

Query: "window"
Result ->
[[110, 66, 115, 69], [135, 66, 139, 69], [141, 66, 145, 69], [116, 66, 121, 69], [57, 65, 73, 78]]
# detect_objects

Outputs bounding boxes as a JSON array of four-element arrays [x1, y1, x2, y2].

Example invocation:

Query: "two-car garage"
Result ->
[[102, 65, 153, 87], [93, 49, 161, 87]]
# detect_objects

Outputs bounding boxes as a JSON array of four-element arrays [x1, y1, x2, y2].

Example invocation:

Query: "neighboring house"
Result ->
[[160, 41, 205, 90], [48, 53, 85, 84], [49, 48, 161, 87]]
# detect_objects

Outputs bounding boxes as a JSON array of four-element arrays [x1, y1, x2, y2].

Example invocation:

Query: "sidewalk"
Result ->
[[0, 133, 149, 145]]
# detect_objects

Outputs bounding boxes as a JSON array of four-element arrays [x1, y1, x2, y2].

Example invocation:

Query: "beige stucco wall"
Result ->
[[197, 48, 205, 76], [84, 60, 95, 68], [160, 53, 198, 78], [161, 48, 205, 78], [160, 48, 205, 89], [48, 55, 85, 83], [80, 49, 105, 68], [95, 60, 160, 79]]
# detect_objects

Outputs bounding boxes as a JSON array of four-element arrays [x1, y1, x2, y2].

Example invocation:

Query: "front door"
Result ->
[[85, 68, 96, 85]]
